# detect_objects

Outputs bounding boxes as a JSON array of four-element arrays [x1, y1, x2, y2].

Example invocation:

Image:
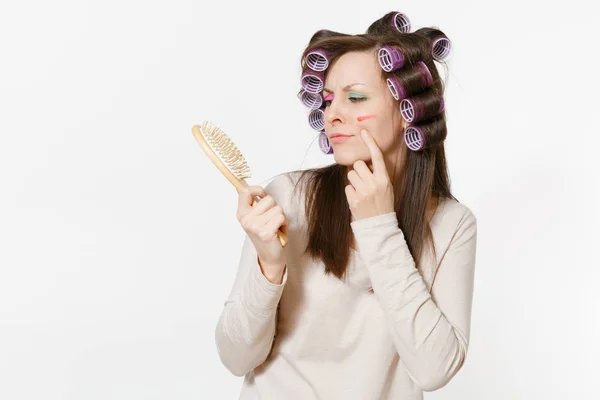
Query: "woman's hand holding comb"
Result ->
[[237, 186, 288, 284]]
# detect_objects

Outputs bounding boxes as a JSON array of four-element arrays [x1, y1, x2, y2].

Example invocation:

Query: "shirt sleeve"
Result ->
[[350, 207, 477, 392], [214, 174, 291, 377]]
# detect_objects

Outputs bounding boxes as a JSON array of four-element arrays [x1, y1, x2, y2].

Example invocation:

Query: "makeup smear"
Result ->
[[323, 94, 334, 101], [357, 114, 376, 122]]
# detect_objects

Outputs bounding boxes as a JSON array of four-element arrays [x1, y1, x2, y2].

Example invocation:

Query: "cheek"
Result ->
[[356, 114, 377, 122], [372, 120, 400, 152]]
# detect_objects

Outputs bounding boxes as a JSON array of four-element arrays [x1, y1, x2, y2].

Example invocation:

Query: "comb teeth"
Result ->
[[200, 121, 252, 180]]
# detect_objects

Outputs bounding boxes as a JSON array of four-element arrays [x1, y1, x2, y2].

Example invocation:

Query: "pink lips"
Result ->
[[330, 133, 353, 143]]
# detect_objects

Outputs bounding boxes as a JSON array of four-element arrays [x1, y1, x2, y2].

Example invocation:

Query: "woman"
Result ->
[[215, 11, 478, 400]]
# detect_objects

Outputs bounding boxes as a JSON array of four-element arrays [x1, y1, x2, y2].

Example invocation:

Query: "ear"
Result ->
[[401, 118, 409, 131], [397, 108, 408, 130]]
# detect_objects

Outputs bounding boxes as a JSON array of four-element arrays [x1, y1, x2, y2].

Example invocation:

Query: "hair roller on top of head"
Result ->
[[301, 69, 325, 94], [431, 36, 451, 60], [305, 48, 330, 72], [404, 114, 447, 151], [386, 61, 433, 101], [298, 89, 323, 109], [378, 46, 406, 72], [415, 27, 451, 61], [400, 88, 445, 123], [391, 12, 411, 33], [431, 37, 450, 61], [308, 108, 325, 131], [365, 11, 411, 36], [318, 131, 333, 154]]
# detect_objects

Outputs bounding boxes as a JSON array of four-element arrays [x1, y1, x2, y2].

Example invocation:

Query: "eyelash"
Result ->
[[323, 96, 367, 107]]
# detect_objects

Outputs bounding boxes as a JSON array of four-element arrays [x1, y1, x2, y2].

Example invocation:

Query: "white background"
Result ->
[[1, 0, 598, 399]]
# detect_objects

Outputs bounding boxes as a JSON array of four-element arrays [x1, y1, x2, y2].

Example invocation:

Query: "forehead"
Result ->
[[324, 51, 380, 88]]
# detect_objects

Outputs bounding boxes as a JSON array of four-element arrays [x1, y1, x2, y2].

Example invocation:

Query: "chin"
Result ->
[[332, 149, 368, 166]]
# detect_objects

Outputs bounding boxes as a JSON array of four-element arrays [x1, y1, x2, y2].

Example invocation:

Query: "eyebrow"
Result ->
[[322, 83, 366, 94]]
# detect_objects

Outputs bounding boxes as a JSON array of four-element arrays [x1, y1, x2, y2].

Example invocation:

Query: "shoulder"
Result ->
[[263, 171, 304, 197], [441, 198, 476, 223], [262, 172, 293, 205], [264, 170, 312, 196], [433, 197, 478, 241]]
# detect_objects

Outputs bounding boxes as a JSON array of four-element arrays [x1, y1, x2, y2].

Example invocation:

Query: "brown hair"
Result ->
[[289, 12, 457, 280]]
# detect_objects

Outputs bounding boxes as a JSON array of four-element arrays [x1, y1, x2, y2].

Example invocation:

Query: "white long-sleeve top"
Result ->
[[215, 170, 478, 399]]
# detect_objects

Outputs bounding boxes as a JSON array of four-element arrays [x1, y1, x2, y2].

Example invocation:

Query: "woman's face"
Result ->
[[322, 50, 406, 173]]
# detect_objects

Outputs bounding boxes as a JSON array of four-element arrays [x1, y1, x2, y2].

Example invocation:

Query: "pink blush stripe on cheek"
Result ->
[[357, 114, 376, 122]]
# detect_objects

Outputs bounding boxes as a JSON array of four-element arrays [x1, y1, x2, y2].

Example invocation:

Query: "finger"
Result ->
[[238, 185, 265, 208], [241, 194, 275, 222], [261, 205, 283, 225], [360, 129, 388, 178], [347, 169, 366, 193], [238, 186, 266, 217], [248, 195, 276, 218], [352, 160, 373, 183], [263, 207, 287, 233]]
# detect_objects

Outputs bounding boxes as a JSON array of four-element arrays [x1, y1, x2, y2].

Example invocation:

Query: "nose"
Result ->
[[324, 99, 343, 127]]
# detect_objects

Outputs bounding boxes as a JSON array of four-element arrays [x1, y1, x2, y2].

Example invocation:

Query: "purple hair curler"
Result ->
[[431, 36, 451, 61], [308, 108, 325, 131], [318, 131, 333, 154], [386, 61, 433, 101], [305, 48, 330, 72], [400, 95, 444, 123], [415, 61, 433, 87], [378, 46, 406, 72], [391, 12, 411, 33], [386, 75, 406, 101], [301, 70, 325, 94], [298, 89, 323, 109], [404, 126, 425, 151]]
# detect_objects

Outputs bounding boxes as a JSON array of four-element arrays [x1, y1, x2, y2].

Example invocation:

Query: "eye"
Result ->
[[349, 96, 367, 103], [348, 91, 368, 103], [323, 95, 367, 107]]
